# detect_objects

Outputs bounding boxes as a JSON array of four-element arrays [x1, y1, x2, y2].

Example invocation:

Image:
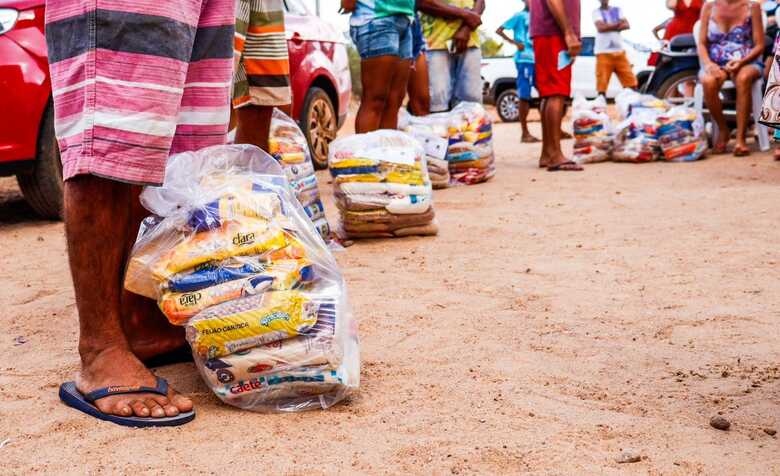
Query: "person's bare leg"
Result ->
[[380, 58, 412, 129], [543, 95, 581, 171], [407, 53, 431, 116], [122, 185, 187, 362], [701, 71, 729, 149], [68, 176, 192, 418], [734, 66, 761, 155], [519, 99, 539, 142], [235, 105, 274, 152], [355, 55, 400, 133], [539, 98, 550, 167]]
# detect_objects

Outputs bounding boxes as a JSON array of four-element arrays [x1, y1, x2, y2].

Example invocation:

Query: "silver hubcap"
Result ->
[[499, 93, 520, 120]]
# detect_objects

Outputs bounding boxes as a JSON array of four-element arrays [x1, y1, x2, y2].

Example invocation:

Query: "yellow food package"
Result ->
[[187, 291, 318, 358], [152, 220, 288, 280]]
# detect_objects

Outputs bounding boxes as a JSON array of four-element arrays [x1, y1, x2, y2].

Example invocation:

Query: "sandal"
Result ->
[[711, 143, 729, 155], [734, 146, 751, 157], [547, 160, 584, 172]]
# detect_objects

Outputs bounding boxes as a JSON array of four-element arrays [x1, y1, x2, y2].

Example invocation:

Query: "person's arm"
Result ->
[[547, 0, 581, 56], [697, 3, 720, 74], [666, 0, 677, 10], [471, 0, 485, 15], [496, 26, 522, 48], [726, 2, 765, 73], [652, 18, 670, 40], [417, 0, 482, 29], [617, 9, 630, 31]]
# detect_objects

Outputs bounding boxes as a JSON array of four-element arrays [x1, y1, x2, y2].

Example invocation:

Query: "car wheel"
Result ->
[[301, 87, 337, 170], [16, 103, 63, 220], [496, 89, 521, 123]]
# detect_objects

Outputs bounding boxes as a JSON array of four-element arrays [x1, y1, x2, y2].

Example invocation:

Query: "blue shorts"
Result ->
[[350, 15, 413, 60], [515, 62, 535, 100], [411, 14, 426, 59]]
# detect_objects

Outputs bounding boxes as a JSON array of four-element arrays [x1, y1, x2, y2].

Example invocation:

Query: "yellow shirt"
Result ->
[[420, 0, 481, 50]]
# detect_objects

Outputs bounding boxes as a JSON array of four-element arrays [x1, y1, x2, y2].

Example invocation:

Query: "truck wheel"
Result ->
[[655, 70, 698, 106], [301, 87, 337, 170], [16, 104, 63, 220], [496, 89, 520, 123]]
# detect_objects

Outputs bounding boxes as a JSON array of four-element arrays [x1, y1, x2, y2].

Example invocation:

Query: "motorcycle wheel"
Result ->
[[655, 70, 699, 106]]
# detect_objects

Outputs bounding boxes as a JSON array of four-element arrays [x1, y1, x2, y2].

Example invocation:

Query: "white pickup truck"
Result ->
[[482, 36, 652, 122]]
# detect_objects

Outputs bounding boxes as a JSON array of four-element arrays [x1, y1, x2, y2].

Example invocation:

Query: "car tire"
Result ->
[[301, 86, 337, 170], [496, 89, 521, 123], [16, 103, 63, 220]]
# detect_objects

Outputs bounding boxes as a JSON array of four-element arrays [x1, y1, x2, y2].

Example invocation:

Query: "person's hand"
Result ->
[[452, 26, 471, 53], [461, 10, 482, 30], [724, 59, 742, 75], [340, 0, 356, 13], [565, 31, 582, 57], [516, 41, 525, 52]]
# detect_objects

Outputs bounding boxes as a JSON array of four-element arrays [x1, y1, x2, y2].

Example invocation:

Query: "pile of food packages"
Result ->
[[124, 144, 359, 412], [268, 109, 330, 240], [573, 91, 707, 164], [572, 96, 613, 164], [399, 102, 496, 186], [328, 130, 438, 239]]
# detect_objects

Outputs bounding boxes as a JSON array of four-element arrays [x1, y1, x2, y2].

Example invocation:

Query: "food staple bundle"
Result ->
[[616, 89, 669, 120], [328, 130, 438, 239], [572, 96, 613, 164], [612, 109, 662, 163], [656, 106, 707, 162], [399, 102, 495, 186], [269, 109, 330, 240], [124, 144, 359, 412]]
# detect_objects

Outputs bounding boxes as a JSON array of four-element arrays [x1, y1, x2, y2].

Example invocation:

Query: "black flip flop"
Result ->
[[547, 160, 584, 172], [59, 376, 195, 428]]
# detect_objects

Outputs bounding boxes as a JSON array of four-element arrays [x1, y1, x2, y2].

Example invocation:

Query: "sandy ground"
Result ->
[[2, 117, 780, 474]]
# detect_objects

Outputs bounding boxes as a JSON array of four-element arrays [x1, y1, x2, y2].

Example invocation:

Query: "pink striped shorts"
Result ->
[[46, 0, 235, 185]]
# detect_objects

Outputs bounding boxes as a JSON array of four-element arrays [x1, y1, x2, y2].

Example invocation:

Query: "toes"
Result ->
[[169, 393, 194, 412], [130, 399, 151, 417], [163, 404, 180, 417], [144, 398, 166, 418], [112, 400, 133, 417]]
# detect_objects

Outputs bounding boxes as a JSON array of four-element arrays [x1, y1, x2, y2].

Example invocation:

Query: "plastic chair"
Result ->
[[692, 19, 770, 151]]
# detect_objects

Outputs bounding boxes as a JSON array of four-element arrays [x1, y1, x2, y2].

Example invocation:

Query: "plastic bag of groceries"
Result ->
[[124, 144, 359, 412], [612, 108, 662, 163], [397, 109, 451, 188], [615, 89, 669, 120], [328, 129, 438, 239], [269, 109, 330, 240], [656, 106, 708, 162], [445, 102, 496, 185], [572, 95, 613, 164]]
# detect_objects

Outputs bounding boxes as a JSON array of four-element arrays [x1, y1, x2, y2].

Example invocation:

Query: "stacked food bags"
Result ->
[[124, 144, 359, 412], [572, 95, 613, 164], [397, 109, 451, 188], [268, 109, 330, 240], [446, 102, 496, 185], [656, 106, 707, 162], [399, 102, 495, 186], [328, 130, 438, 239], [616, 89, 670, 120], [612, 109, 662, 163]]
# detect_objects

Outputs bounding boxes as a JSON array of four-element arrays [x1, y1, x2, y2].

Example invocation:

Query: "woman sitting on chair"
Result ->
[[698, 0, 765, 156]]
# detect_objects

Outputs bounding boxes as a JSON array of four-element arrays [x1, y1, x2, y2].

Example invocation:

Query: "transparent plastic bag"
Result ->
[[615, 89, 669, 120], [399, 102, 495, 186], [572, 95, 613, 164], [656, 106, 708, 162], [398, 109, 452, 188], [613, 109, 663, 163], [124, 144, 359, 412], [328, 130, 438, 239], [269, 109, 331, 240]]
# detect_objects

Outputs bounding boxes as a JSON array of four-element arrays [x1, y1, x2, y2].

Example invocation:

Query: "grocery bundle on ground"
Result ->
[[573, 91, 707, 164], [124, 145, 359, 412], [269, 109, 330, 240], [328, 130, 438, 239], [400, 102, 496, 186]]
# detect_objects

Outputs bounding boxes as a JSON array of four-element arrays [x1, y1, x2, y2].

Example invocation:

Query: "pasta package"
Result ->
[[124, 144, 358, 412]]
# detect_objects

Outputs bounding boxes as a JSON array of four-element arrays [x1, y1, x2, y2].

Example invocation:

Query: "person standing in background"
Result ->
[[417, 0, 485, 112], [665, 0, 704, 40], [531, 0, 582, 171], [497, 0, 540, 143], [233, 0, 293, 151], [592, 0, 638, 97], [343, 0, 416, 132], [407, 10, 432, 116]]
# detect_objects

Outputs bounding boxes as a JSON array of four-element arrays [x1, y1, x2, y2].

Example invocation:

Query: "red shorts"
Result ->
[[533, 35, 572, 98]]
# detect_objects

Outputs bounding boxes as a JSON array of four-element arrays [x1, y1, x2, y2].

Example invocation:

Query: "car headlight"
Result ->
[[0, 9, 19, 35]]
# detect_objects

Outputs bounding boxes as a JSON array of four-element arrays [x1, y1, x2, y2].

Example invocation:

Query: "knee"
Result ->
[[700, 74, 720, 92], [735, 69, 757, 92]]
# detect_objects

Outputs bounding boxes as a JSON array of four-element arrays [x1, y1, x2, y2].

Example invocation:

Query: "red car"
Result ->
[[0, 0, 350, 219]]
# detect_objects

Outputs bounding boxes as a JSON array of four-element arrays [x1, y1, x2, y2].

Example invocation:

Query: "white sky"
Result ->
[[304, 0, 671, 53]]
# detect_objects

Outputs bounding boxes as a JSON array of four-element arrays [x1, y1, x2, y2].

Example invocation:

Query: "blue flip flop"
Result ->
[[59, 376, 195, 428]]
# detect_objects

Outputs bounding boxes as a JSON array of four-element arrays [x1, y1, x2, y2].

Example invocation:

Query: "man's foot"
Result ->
[[560, 130, 573, 140], [547, 160, 584, 172], [522, 134, 541, 143], [77, 346, 193, 418]]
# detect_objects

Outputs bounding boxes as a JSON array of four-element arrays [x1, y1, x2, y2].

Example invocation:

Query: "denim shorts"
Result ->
[[411, 14, 426, 59], [350, 15, 413, 60], [426, 48, 483, 112]]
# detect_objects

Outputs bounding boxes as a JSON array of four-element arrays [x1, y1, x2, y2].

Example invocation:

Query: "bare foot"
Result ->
[[522, 134, 541, 143], [77, 346, 193, 418], [734, 142, 751, 157], [712, 127, 731, 154], [560, 130, 573, 140]]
